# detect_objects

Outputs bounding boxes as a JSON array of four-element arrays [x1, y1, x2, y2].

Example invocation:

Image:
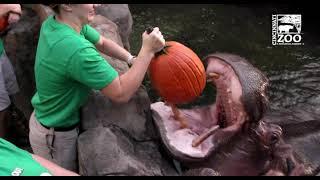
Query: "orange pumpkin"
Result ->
[[149, 41, 206, 104], [0, 16, 9, 32]]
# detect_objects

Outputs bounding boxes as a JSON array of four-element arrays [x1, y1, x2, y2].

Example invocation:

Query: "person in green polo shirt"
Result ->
[[0, 4, 22, 139], [29, 4, 165, 172], [0, 138, 79, 176]]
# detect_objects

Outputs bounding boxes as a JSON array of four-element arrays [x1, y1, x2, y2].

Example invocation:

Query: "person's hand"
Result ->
[[141, 27, 165, 54], [5, 4, 21, 24], [5, 4, 21, 15], [7, 4, 21, 13]]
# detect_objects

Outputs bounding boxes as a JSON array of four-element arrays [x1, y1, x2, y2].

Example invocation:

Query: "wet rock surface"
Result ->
[[78, 126, 178, 176], [96, 4, 133, 51]]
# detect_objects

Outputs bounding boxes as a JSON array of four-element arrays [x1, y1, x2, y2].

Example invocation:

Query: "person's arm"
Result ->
[[95, 35, 133, 63], [100, 27, 165, 103], [32, 154, 79, 176]]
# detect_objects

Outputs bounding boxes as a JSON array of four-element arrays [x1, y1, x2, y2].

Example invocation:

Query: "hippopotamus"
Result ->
[[183, 120, 305, 176], [262, 105, 320, 176], [151, 53, 269, 161], [150, 53, 305, 175]]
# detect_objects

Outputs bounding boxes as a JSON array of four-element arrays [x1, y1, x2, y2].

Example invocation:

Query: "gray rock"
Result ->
[[3, 7, 41, 119], [89, 15, 129, 74], [78, 126, 178, 176], [81, 86, 154, 141], [95, 4, 133, 51]]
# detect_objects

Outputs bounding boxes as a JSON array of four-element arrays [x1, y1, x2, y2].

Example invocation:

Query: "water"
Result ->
[[129, 4, 320, 111]]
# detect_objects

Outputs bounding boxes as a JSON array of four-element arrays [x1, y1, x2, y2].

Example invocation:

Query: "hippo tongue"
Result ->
[[151, 102, 218, 161]]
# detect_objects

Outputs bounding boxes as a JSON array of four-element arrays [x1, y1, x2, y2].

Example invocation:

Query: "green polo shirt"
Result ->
[[0, 138, 52, 176], [31, 15, 118, 128], [0, 39, 4, 57]]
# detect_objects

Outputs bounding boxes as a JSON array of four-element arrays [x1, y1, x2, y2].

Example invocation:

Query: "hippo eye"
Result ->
[[270, 133, 279, 144]]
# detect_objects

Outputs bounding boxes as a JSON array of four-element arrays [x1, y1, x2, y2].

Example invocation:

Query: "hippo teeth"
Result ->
[[191, 101, 228, 148], [207, 72, 220, 82], [192, 125, 220, 147]]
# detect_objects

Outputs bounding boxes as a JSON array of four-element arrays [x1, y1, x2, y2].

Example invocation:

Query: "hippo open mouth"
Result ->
[[151, 53, 269, 162]]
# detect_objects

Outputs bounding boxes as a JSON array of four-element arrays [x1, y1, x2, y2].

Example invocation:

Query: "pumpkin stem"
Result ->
[[155, 45, 171, 57]]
